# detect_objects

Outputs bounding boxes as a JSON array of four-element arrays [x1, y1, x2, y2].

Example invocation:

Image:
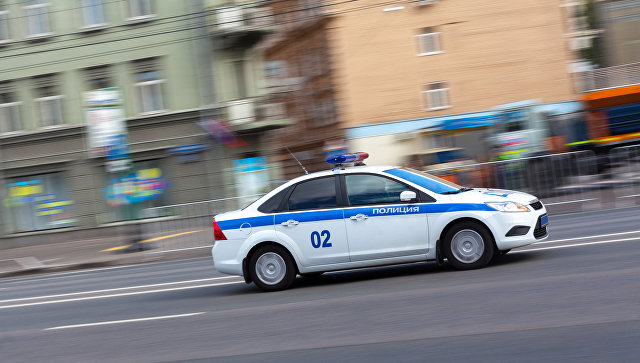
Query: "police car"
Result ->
[[212, 152, 548, 291]]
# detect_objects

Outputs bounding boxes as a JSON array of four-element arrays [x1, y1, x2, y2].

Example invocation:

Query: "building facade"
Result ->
[[255, 0, 345, 179], [597, 0, 640, 67], [0, 0, 278, 246], [326, 0, 578, 165]]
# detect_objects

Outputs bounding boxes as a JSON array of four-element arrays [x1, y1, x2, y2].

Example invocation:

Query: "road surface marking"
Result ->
[[150, 245, 213, 254], [537, 229, 640, 245], [0, 280, 243, 309], [45, 312, 206, 330], [618, 194, 640, 199], [515, 237, 640, 253], [0, 256, 212, 284], [0, 276, 240, 303], [101, 230, 203, 252], [544, 198, 597, 206]]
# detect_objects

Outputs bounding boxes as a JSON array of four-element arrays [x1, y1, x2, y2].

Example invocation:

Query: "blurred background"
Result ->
[[0, 0, 639, 252]]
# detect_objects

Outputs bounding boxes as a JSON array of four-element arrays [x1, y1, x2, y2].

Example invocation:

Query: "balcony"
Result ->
[[209, 4, 275, 49], [224, 97, 293, 132], [576, 62, 640, 93], [260, 76, 305, 95]]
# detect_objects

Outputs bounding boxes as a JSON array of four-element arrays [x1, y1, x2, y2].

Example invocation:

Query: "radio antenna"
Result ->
[[285, 146, 308, 175]]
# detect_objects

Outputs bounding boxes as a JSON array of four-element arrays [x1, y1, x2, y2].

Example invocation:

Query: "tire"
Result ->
[[443, 221, 495, 270], [249, 245, 296, 292], [498, 249, 511, 256]]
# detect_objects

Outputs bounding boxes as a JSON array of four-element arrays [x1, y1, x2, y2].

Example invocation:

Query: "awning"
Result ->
[[583, 84, 640, 109]]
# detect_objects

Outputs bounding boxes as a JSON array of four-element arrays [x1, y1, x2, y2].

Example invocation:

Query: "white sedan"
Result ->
[[212, 153, 548, 291]]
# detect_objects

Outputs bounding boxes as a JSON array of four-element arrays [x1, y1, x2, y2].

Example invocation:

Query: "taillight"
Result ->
[[212, 218, 227, 241]]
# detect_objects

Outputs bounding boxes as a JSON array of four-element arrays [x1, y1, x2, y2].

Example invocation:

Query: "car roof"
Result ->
[[287, 165, 399, 184]]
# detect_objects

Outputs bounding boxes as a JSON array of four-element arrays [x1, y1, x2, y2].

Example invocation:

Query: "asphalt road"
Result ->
[[2, 207, 640, 362]]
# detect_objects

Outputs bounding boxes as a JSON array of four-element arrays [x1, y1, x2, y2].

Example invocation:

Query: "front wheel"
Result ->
[[249, 245, 296, 292], [443, 222, 495, 270]]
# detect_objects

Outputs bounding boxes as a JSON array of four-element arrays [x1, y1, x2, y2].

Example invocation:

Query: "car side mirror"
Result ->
[[400, 190, 417, 202]]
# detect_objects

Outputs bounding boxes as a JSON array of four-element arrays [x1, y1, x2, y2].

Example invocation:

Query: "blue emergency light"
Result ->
[[326, 152, 369, 165]]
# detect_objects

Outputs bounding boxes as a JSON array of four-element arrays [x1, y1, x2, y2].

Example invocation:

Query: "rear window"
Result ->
[[384, 168, 461, 194], [257, 188, 289, 213], [287, 177, 337, 211]]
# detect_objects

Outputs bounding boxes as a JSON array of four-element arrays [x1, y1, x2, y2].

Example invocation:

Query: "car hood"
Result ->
[[447, 188, 539, 205]]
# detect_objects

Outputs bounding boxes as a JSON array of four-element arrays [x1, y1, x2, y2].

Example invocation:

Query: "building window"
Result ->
[[0, 10, 10, 43], [311, 97, 336, 127], [416, 27, 442, 56], [232, 60, 248, 99], [264, 60, 288, 79], [0, 91, 21, 133], [84, 65, 112, 90], [80, 0, 106, 28], [24, 1, 52, 37], [3, 173, 76, 233], [127, 0, 153, 19], [33, 78, 64, 127], [135, 70, 165, 113], [423, 81, 450, 111]]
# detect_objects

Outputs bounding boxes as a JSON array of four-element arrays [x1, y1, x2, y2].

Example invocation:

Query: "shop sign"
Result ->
[[168, 143, 210, 163], [3, 176, 76, 231], [233, 157, 269, 203], [85, 87, 130, 159], [104, 168, 167, 206]]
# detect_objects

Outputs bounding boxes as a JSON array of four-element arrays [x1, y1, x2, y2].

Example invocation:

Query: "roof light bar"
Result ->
[[326, 152, 369, 165]]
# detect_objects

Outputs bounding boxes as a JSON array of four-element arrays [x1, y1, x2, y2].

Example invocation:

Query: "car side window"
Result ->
[[287, 177, 337, 211], [345, 174, 409, 206]]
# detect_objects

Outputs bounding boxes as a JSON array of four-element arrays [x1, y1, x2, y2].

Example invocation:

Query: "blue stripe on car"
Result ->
[[274, 210, 344, 224], [217, 203, 494, 231]]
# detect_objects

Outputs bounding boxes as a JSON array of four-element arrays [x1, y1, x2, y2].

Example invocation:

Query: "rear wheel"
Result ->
[[443, 221, 494, 270], [249, 245, 296, 292]]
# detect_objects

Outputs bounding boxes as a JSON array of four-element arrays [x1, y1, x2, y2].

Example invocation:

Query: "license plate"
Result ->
[[540, 215, 548, 227]]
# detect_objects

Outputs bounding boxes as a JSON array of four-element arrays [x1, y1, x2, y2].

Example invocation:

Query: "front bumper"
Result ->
[[488, 208, 549, 250]]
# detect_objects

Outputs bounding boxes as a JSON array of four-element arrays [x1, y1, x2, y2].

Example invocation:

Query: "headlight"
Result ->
[[486, 201, 530, 212]]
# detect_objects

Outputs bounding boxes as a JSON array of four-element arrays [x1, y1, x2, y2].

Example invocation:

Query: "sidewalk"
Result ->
[[0, 230, 213, 278]]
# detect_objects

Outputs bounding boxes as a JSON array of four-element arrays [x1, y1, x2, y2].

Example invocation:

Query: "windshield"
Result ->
[[384, 167, 462, 194]]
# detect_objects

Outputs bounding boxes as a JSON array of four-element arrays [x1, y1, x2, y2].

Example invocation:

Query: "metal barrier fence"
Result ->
[[428, 147, 640, 213], [426, 150, 605, 214], [139, 147, 640, 253], [140, 194, 263, 252], [608, 144, 640, 208]]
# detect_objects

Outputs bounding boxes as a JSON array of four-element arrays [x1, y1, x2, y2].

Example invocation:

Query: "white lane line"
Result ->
[[150, 245, 213, 254], [618, 194, 640, 199], [544, 198, 597, 206], [515, 237, 640, 253], [536, 229, 640, 245], [45, 312, 206, 331], [0, 276, 240, 304], [0, 256, 212, 284], [0, 280, 243, 309]]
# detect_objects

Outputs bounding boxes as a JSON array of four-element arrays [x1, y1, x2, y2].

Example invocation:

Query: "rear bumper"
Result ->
[[211, 241, 243, 276]]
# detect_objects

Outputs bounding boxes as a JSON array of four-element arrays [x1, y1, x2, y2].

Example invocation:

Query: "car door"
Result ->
[[342, 173, 429, 261], [274, 176, 350, 267]]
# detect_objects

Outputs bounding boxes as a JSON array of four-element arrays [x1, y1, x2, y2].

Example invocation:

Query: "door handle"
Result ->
[[349, 214, 369, 221], [280, 219, 300, 227]]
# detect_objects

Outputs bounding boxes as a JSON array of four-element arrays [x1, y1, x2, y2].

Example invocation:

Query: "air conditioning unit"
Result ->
[[217, 6, 244, 30], [416, 0, 438, 6], [227, 99, 255, 125]]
